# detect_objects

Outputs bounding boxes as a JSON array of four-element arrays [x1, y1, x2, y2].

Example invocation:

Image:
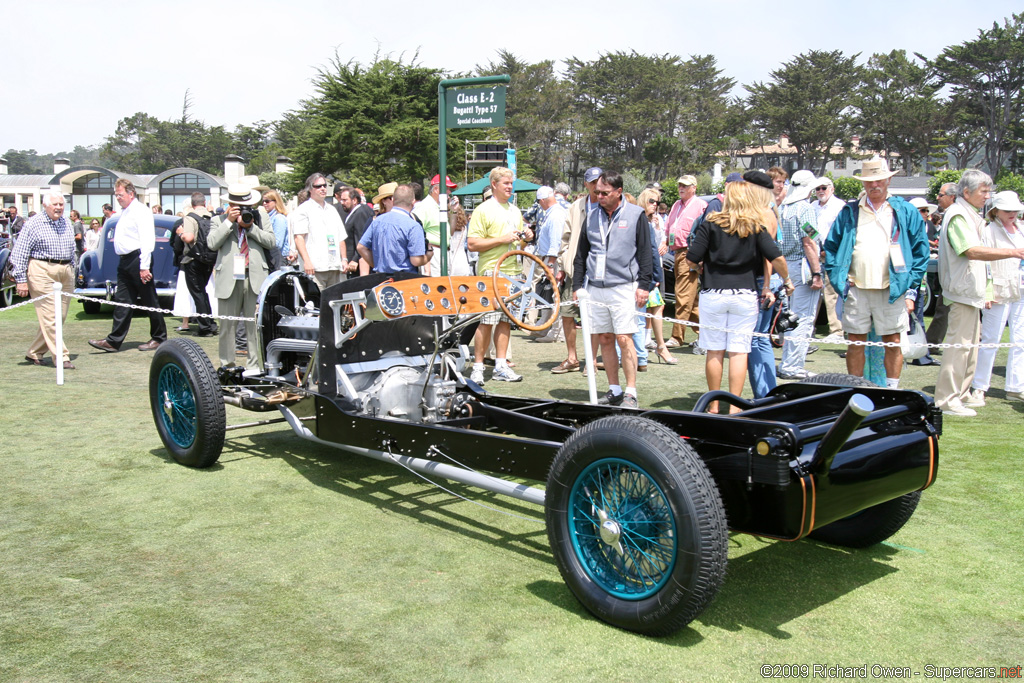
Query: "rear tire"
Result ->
[[545, 415, 727, 636], [809, 491, 921, 548], [149, 338, 225, 468]]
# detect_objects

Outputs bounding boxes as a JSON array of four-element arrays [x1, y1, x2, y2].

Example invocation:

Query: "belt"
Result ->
[[41, 258, 72, 265]]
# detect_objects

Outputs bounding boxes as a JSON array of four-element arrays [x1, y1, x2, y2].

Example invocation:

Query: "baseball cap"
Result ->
[[536, 186, 554, 200], [677, 175, 697, 186], [584, 167, 603, 183]]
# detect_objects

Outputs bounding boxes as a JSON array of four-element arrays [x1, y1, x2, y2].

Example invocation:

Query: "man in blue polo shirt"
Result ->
[[357, 184, 431, 275]]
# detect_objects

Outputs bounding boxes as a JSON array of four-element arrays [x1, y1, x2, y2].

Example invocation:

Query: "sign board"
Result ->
[[446, 86, 506, 129]]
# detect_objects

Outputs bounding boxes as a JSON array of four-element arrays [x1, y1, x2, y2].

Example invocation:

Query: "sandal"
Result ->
[[655, 345, 678, 365], [551, 359, 580, 374]]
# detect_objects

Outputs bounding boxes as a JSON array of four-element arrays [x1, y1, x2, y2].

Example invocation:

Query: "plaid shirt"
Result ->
[[10, 212, 77, 282], [778, 199, 818, 261]]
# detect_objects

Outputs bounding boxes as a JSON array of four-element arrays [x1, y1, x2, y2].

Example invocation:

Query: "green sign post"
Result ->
[[437, 75, 509, 275]]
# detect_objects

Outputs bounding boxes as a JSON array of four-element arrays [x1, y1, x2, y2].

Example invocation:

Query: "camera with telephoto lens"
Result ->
[[772, 287, 801, 333]]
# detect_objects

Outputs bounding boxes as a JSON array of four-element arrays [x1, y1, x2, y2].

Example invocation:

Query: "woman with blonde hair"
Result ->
[[686, 172, 793, 412], [637, 187, 675, 364], [261, 189, 292, 269]]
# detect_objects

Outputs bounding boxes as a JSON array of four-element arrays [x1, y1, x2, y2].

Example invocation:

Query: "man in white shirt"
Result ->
[[812, 176, 848, 336], [291, 172, 348, 291], [89, 178, 167, 352]]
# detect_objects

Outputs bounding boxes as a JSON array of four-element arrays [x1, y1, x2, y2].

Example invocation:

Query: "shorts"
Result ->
[[480, 268, 513, 325], [587, 283, 638, 335], [559, 279, 579, 316], [698, 289, 758, 353], [842, 284, 906, 336]]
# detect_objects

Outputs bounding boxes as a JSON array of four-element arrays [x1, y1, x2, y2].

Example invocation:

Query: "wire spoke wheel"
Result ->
[[149, 338, 225, 468], [546, 415, 727, 636]]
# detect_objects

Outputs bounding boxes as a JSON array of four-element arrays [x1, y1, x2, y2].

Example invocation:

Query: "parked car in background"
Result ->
[[0, 230, 16, 308], [75, 214, 179, 314]]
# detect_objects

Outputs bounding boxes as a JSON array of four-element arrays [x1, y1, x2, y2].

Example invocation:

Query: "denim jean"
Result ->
[[779, 260, 821, 375], [749, 274, 781, 398]]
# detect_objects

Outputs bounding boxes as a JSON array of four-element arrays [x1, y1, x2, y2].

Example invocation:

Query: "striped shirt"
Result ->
[[10, 212, 77, 283]]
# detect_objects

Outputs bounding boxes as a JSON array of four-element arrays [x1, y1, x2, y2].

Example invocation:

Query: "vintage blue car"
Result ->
[[75, 213, 180, 313]]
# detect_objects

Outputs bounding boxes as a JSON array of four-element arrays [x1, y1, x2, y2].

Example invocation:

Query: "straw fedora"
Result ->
[[857, 158, 898, 182], [223, 183, 261, 206], [373, 182, 398, 205]]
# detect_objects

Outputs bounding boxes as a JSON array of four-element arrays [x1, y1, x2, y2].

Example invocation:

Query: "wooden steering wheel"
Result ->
[[492, 250, 560, 332]]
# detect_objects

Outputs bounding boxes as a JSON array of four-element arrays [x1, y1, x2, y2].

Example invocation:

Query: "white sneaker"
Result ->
[[491, 366, 523, 382], [470, 368, 485, 384], [1005, 391, 1024, 401], [964, 389, 986, 408], [942, 403, 977, 417]]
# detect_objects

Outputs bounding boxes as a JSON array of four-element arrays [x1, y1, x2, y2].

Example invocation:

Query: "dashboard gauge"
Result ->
[[421, 283, 431, 294], [378, 285, 405, 317], [424, 299, 435, 311], [476, 281, 487, 292], [440, 297, 451, 309], [480, 296, 490, 308]]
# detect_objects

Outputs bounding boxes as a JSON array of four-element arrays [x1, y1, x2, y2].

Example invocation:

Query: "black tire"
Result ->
[[545, 415, 728, 636], [809, 491, 921, 548], [1, 286, 12, 308], [149, 338, 225, 468], [802, 373, 877, 388], [81, 298, 101, 314]]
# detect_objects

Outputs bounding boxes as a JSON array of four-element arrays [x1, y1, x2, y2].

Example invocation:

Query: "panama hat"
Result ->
[[857, 158, 898, 182], [373, 182, 398, 205], [223, 183, 261, 206], [909, 197, 938, 214]]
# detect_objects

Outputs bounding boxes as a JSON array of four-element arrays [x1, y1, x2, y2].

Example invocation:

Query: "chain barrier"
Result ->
[[0, 291, 53, 310]]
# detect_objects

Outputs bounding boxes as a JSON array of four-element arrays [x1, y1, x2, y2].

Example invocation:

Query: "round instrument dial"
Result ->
[[378, 285, 405, 317]]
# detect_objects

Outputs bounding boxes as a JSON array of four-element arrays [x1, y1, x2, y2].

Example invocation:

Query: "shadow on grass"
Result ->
[[524, 534, 902, 644], [226, 429, 554, 565]]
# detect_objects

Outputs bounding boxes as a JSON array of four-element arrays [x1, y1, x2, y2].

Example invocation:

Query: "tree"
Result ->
[[746, 50, 862, 174], [675, 54, 738, 171], [476, 51, 573, 186], [857, 50, 940, 173], [930, 12, 1024, 176], [284, 52, 451, 192]]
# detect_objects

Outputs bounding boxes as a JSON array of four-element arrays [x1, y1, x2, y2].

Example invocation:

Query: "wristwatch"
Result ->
[[811, 272, 821, 277]]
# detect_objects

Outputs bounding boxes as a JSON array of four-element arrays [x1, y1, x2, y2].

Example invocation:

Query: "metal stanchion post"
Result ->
[[53, 283, 64, 386], [577, 289, 598, 404]]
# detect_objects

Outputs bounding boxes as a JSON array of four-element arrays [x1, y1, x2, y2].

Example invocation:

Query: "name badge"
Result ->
[[327, 234, 338, 257], [233, 254, 246, 279], [889, 243, 907, 273], [594, 253, 607, 281]]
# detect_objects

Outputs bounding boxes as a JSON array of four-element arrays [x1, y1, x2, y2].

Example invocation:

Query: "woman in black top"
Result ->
[[686, 176, 793, 412]]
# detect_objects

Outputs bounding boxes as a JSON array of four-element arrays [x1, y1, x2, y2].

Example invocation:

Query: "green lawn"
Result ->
[[1, 299, 1021, 682]]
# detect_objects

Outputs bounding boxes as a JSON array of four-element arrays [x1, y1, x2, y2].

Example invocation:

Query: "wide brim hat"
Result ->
[[373, 182, 398, 205], [909, 197, 938, 214], [782, 169, 817, 205], [991, 190, 1024, 213], [224, 183, 261, 206], [857, 158, 898, 182]]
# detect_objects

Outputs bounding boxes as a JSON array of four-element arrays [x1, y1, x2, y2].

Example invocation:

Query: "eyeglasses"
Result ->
[[815, 186, 829, 191], [312, 183, 328, 189], [596, 190, 618, 197], [262, 198, 275, 204]]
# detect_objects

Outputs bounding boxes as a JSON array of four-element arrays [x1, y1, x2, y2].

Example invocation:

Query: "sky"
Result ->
[[5, 0, 1021, 155]]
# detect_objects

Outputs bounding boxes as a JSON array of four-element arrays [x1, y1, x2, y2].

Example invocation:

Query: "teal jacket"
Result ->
[[823, 196, 931, 303]]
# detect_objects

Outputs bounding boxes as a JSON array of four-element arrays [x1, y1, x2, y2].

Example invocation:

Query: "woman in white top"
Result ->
[[971, 191, 1024, 402], [83, 219, 102, 252]]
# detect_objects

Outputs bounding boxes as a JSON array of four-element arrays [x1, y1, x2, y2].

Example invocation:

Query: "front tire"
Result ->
[[81, 298, 101, 314], [149, 338, 225, 467], [545, 415, 727, 636], [809, 491, 921, 548]]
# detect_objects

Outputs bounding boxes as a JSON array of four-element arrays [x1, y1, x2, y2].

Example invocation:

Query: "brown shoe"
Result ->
[[63, 361, 76, 370], [637, 364, 648, 372], [137, 340, 161, 351], [551, 359, 580, 374], [24, 355, 47, 366], [89, 339, 118, 352]]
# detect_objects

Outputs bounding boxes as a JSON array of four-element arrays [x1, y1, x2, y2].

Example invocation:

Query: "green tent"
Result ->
[[451, 177, 541, 197]]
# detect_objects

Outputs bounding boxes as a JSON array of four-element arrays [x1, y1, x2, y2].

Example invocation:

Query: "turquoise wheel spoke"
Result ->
[[158, 364, 197, 449], [568, 457, 678, 600]]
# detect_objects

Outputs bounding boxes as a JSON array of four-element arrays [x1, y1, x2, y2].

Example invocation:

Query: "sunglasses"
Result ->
[[596, 190, 618, 197], [312, 183, 328, 189], [262, 198, 275, 204], [815, 186, 829, 191], [647, 199, 658, 204]]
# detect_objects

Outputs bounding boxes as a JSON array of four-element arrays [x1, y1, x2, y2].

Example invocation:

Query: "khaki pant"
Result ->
[[670, 249, 700, 343], [218, 279, 261, 371], [26, 260, 74, 362], [822, 271, 843, 336], [934, 301, 980, 410]]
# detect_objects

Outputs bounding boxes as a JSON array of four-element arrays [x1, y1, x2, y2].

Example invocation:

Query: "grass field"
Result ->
[[1, 298, 1021, 682]]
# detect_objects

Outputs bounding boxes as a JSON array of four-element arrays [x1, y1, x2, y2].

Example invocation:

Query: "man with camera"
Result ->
[[208, 184, 276, 372]]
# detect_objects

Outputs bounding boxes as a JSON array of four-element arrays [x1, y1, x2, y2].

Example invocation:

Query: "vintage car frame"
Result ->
[[75, 214, 179, 313], [147, 253, 941, 636]]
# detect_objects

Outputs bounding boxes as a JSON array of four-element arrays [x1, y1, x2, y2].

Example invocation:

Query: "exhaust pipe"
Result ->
[[812, 394, 874, 475]]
